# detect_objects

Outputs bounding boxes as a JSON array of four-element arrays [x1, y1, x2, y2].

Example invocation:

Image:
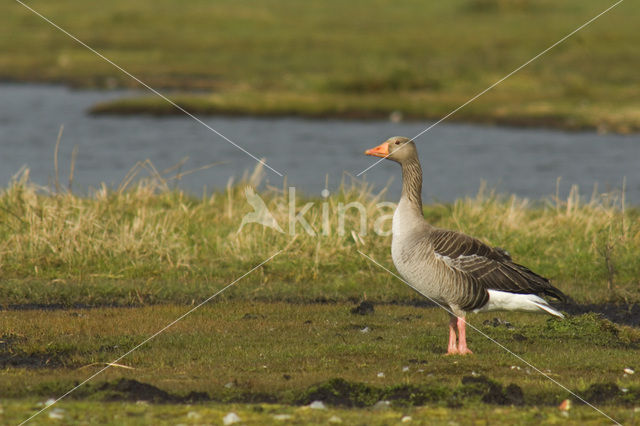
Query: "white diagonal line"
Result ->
[[19, 250, 283, 425], [358, 250, 621, 425], [14, 0, 284, 177], [357, 0, 624, 176]]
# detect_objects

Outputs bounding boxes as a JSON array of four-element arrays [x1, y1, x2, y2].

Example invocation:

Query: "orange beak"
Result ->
[[364, 142, 390, 158]]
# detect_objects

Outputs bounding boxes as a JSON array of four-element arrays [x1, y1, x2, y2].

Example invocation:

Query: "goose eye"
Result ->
[[395, 141, 400, 145]]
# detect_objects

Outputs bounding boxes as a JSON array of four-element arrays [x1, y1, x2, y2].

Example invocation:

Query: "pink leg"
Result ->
[[456, 317, 473, 355], [446, 316, 458, 355]]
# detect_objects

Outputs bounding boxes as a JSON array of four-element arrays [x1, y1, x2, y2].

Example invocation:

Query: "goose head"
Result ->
[[365, 136, 417, 164]]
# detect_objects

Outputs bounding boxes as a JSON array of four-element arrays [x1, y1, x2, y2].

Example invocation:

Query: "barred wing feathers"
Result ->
[[429, 229, 566, 311]]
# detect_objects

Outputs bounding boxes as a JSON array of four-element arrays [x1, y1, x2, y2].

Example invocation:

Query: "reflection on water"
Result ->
[[0, 84, 638, 203]]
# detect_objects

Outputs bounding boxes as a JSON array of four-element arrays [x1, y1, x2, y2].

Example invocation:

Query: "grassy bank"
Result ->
[[2, 302, 640, 424], [3, 0, 640, 132], [88, 89, 640, 133], [0, 165, 638, 307]]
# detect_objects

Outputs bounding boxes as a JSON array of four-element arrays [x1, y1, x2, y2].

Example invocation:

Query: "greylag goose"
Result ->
[[365, 136, 566, 355]]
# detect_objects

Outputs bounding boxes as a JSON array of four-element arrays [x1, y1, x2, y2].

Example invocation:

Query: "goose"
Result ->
[[365, 136, 566, 355]]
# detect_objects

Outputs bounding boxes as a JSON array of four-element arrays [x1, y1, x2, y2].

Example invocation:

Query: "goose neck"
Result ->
[[399, 159, 423, 216]]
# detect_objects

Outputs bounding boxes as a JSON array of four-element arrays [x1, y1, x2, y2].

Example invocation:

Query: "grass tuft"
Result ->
[[1, 164, 639, 306]]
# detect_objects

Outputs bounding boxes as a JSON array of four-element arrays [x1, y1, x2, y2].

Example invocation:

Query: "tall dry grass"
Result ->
[[0, 163, 637, 305]]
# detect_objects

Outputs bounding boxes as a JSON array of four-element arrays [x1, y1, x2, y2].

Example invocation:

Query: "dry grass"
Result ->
[[0, 163, 638, 306]]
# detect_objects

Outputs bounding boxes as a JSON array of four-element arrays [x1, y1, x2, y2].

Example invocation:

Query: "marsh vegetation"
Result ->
[[1, 165, 639, 423], [2, 303, 640, 424], [3, 0, 640, 421], [3, 0, 640, 131], [0, 164, 638, 307]]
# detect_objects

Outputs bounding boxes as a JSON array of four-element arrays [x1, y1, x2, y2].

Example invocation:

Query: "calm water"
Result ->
[[1, 84, 638, 203]]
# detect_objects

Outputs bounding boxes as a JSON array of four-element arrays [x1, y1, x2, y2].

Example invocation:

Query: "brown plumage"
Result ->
[[428, 228, 566, 311], [365, 136, 567, 355]]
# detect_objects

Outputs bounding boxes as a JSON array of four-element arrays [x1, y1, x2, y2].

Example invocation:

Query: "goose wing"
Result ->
[[429, 228, 565, 311]]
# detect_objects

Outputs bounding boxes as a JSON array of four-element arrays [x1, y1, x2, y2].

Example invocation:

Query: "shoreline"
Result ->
[[88, 92, 640, 135]]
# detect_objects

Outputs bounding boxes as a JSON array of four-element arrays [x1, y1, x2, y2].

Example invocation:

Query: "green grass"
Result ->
[[4, 3, 640, 421], [1, 165, 638, 308], [4, 400, 638, 425], [0, 167, 638, 307], [3, 0, 640, 132], [1, 168, 639, 424], [2, 302, 640, 424]]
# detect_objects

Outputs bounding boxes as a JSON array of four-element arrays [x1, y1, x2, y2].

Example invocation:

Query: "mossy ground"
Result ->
[[3, 0, 640, 132], [1, 170, 639, 423], [2, 302, 640, 424], [4, 400, 639, 425]]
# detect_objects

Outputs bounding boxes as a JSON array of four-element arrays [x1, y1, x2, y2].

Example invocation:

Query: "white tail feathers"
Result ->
[[475, 290, 565, 318], [530, 300, 565, 318]]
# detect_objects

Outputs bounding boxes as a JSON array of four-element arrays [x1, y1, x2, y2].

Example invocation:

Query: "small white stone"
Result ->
[[309, 400, 326, 410], [273, 414, 293, 420], [471, 371, 480, 377], [48, 408, 64, 420], [622, 388, 629, 393], [401, 416, 413, 423], [377, 372, 385, 378], [328, 415, 343, 423], [187, 411, 201, 419], [360, 327, 370, 333], [624, 367, 635, 375], [402, 366, 410, 372], [372, 400, 391, 410], [225, 382, 235, 388], [223, 412, 241, 425], [44, 399, 56, 407]]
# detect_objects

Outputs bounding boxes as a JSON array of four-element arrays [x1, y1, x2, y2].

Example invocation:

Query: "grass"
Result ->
[[4, 2, 640, 421], [1, 167, 639, 424], [3, 0, 640, 132], [1, 163, 639, 308], [2, 302, 640, 424], [4, 400, 639, 425]]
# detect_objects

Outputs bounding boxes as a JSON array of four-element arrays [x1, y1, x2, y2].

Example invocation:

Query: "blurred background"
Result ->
[[1, 0, 638, 202]]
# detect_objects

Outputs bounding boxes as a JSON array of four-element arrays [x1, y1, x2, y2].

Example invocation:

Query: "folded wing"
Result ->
[[430, 228, 566, 311]]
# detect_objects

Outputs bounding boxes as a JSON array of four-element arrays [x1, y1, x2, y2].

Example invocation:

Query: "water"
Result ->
[[1, 84, 638, 203]]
